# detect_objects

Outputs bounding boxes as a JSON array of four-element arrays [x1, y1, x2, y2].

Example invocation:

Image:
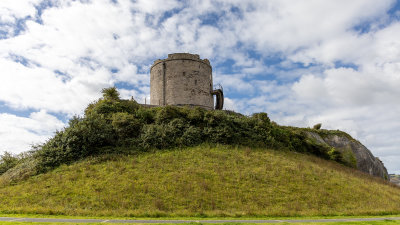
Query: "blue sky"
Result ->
[[0, 0, 400, 174]]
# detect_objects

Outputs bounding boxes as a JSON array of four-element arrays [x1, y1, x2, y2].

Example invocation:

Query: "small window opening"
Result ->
[[195, 80, 197, 85]]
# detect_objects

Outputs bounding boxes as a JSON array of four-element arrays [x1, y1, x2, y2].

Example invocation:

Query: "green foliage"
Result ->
[[111, 112, 142, 143], [181, 126, 203, 146], [35, 114, 116, 173], [85, 99, 139, 116], [135, 107, 156, 124], [3, 88, 356, 177], [155, 105, 184, 124], [340, 147, 358, 168], [313, 123, 322, 130], [185, 106, 206, 125], [0, 152, 19, 175], [140, 124, 171, 149], [328, 147, 343, 161], [101, 87, 120, 101]]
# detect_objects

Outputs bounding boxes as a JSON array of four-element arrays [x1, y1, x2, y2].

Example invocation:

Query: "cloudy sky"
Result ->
[[1, 0, 399, 173]]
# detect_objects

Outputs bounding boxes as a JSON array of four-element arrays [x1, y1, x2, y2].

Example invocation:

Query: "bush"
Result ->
[[35, 114, 116, 173], [86, 99, 139, 116], [135, 107, 156, 124], [12, 88, 348, 176], [112, 112, 142, 143], [140, 124, 170, 149], [0, 155, 38, 184], [181, 126, 203, 146], [313, 123, 322, 130], [185, 107, 206, 125], [140, 118, 188, 149], [0, 152, 19, 175], [328, 147, 343, 162], [155, 106, 184, 124]]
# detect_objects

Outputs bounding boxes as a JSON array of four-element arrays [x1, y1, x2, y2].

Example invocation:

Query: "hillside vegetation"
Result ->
[[0, 87, 398, 217], [0, 88, 352, 183], [0, 145, 399, 217]]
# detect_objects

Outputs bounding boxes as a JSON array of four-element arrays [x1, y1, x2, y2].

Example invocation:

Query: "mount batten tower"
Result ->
[[150, 53, 224, 110]]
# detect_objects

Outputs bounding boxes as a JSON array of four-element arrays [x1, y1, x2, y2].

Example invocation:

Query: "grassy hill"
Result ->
[[0, 88, 398, 218], [0, 87, 356, 184], [0, 145, 399, 217]]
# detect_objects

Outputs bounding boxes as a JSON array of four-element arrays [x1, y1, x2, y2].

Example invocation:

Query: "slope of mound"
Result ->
[[0, 145, 399, 217], [0, 87, 388, 186]]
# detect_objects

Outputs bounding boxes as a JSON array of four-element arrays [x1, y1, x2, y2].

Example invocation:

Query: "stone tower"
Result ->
[[150, 53, 223, 110]]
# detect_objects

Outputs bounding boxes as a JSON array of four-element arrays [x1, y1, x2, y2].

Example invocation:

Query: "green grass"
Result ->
[[0, 145, 399, 217], [0, 221, 400, 225], [1, 214, 400, 221]]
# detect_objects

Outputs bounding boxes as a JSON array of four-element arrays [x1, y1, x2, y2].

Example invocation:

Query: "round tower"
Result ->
[[150, 53, 215, 109]]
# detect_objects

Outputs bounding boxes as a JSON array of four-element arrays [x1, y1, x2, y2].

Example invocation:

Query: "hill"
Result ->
[[0, 87, 396, 218], [0, 87, 388, 183], [0, 145, 399, 217]]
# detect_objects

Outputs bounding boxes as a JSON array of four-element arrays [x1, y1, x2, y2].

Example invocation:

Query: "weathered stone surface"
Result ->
[[306, 132, 389, 179], [150, 53, 214, 109]]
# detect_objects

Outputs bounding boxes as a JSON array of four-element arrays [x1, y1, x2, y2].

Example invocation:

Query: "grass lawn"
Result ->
[[0, 219, 400, 225], [1, 145, 399, 217]]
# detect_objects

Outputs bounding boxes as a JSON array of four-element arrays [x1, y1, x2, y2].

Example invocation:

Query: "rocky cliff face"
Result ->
[[306, 132, 388, 179]]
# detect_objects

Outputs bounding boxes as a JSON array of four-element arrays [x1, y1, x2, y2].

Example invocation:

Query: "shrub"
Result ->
[[0, 155, 38, 184], [11, 88, 349, 177], [35, 114, 116, 173], [328, 147, 343, 162], [155, 106, 184, 124], [249, 113, 273, 146], [112, 112, 142, 143], [204, 124, 234, 144], [85, 99, 139, 116], [252, 112, 271, 125], [313, 123, 322, 130], [185, 107, 206, 126], [166, 118, 187, 140], [181, 126, 203, 146], [140, 124, 170, 149], [0, 152, 19, 175], [135, 107, 156, 124]]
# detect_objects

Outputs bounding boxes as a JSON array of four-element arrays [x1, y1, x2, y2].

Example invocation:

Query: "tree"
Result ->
[[0, 152, 19, 175], [102, 87, 120, 101]]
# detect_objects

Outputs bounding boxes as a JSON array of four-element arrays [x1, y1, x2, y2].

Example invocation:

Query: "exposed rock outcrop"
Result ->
[[306, 131, 388, 179]]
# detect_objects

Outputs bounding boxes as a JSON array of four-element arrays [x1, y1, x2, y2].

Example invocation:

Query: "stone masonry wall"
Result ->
[[150, 53, 214, 109]]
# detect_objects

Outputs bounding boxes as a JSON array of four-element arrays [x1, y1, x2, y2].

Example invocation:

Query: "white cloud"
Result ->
[[222, 97, 236, 111], [131, 0, 180, 14], [0, 57, 104, 114], [0, 0, 152, 114], [0, 0, 399, 173], [234, 0, 394, 54], [119, 88, 148, 104], [0, 0, 41, 36], [287, 61, 400, 171], [0, 110, 65, 154], [214, 73, 254, 93]]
